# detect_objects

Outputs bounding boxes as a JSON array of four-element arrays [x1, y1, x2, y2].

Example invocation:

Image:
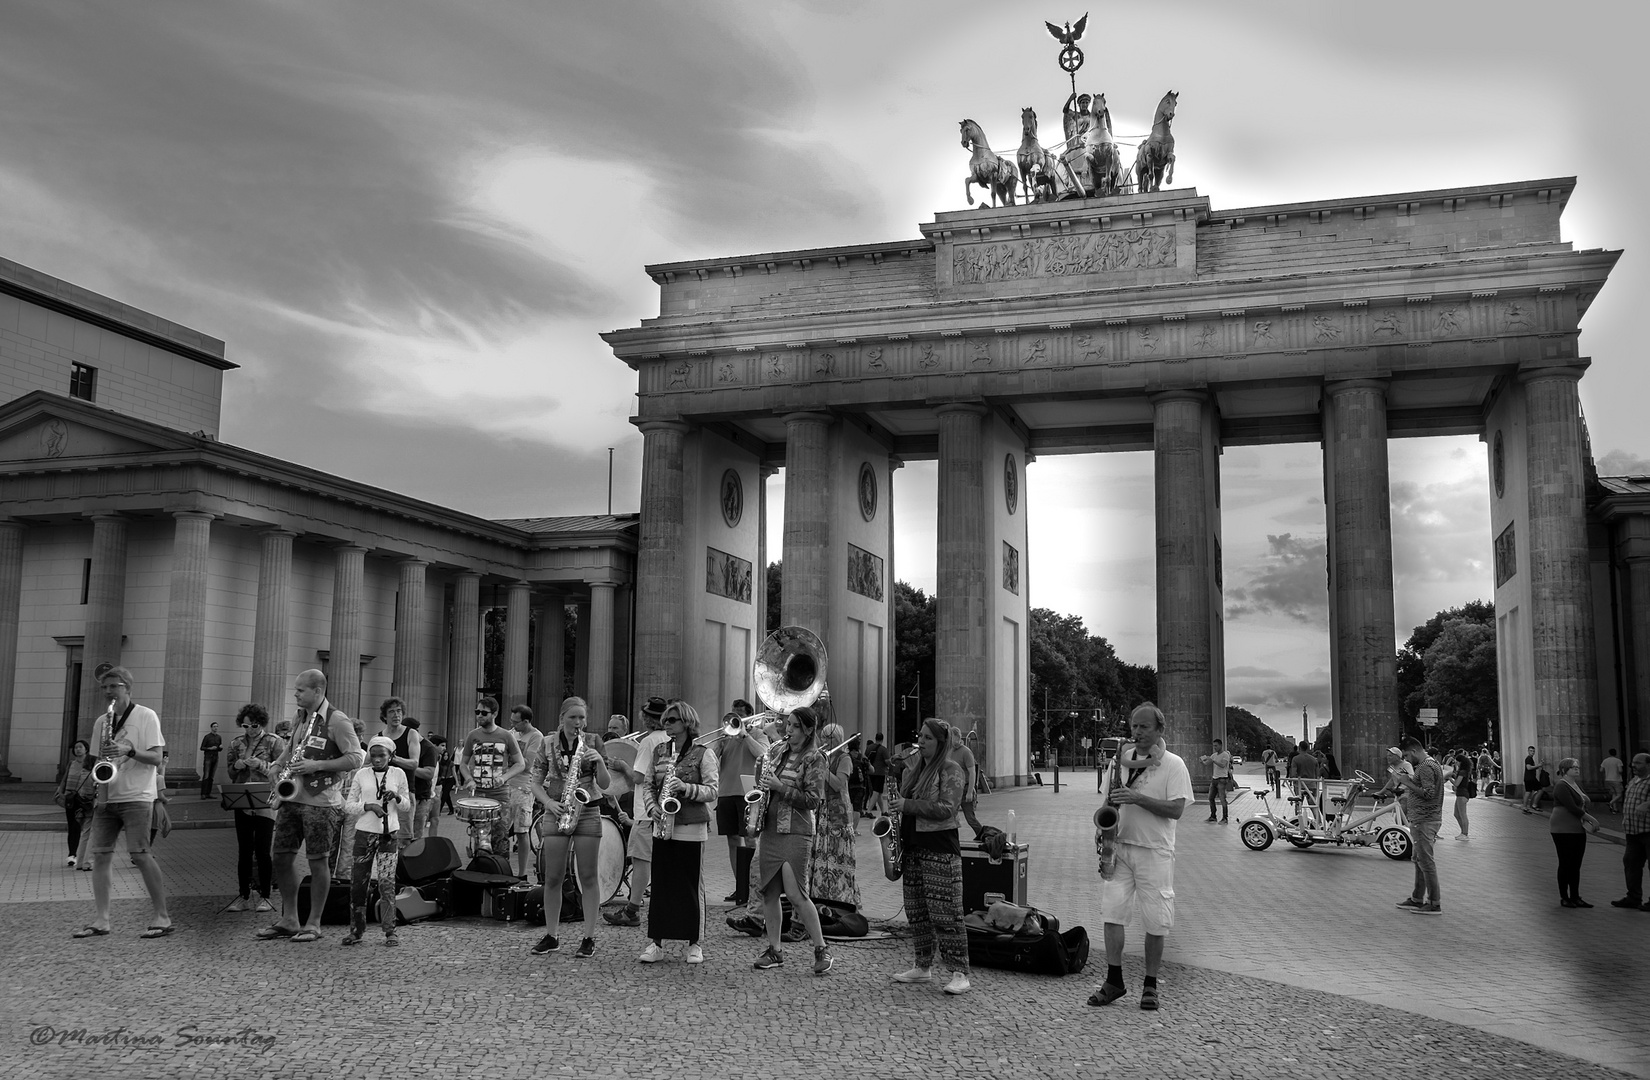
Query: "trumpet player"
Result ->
[[1086, 703, 1192, 1012], [888, 719, 968, 994], [527, 696, 610, 959], [710, 699, 767, 907], [637, 702, 719, 964], [74, 666, 173, 940]]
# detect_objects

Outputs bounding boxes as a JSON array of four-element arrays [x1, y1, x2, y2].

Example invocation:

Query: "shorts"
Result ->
[[1098, 844, 1176, 936], [272, 802, 344, 858], [538, 802, 602, 841], [89, 801, 153, 855], [627, 817, 655, 862], [715, 794, 747, 836], [505, 786, 535, 831]]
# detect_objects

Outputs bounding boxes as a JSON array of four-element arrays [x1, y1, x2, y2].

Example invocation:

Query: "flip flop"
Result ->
[[73, 926, 110, 938], [290, 929, 324, 943], [140, 925, 176, 939], [255, 925, 297, 940]]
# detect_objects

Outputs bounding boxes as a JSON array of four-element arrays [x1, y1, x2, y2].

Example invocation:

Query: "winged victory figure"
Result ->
[[1045, 13, 1088, 46]]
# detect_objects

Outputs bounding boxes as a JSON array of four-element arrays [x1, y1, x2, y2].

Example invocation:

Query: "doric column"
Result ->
[[935, 403, 989, 736], [447, 571, 481, 734], [502, 581, 531, 714], [586, 581, 617, 723], [1153, 391, 1219, 766], [250, 529, 294, 722], [634, 420, 689, 700], [535, 594, 566, 719], [1323, 380, 1397, 779], [781, 412, 832, 634], [0, 521, 24, 780], [160, 510, 214, 777], [328, 545, 367, 719], [393, 559, 428, 719], [1521, 367, 1600, 775], [79, 513, 129, 733]]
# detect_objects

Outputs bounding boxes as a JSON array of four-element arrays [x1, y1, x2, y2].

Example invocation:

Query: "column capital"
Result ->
[[167, 508, 218, 522], [779, 410, 834, 426], [634, 417, 691, 435], [0, 519, 23, 535], [259, 525, 298, 539], [1323, 378, 1390, 398], [932, 401, 989, 418], [397, 555, 430, 568], [86, 511, 126, 523], [454, 569, 482, 581], [1517, 362, 1588, 386], [1148, 388, 1212, 407], [585, 579, 619, 591]]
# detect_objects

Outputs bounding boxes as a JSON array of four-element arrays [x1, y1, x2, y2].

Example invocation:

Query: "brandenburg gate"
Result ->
[[605, 177, 1618, 786]]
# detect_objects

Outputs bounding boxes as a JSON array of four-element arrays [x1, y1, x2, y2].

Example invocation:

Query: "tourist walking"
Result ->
[[1611, 753, 1650, 910], [1601, 748, 1626, 814], [54, 740, 95, 867], [1450, 754, 1475, 840], [1550, 757, 1599, 908]]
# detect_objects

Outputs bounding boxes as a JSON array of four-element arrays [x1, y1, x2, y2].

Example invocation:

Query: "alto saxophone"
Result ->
[[1094, 745, 1124, 878], [554, 739, 590, 836], [271, 710, 315, 806], [653, 753, 680, 839], [745, 743, 783, 838]]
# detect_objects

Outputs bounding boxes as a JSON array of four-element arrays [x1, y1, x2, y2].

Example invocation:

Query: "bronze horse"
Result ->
[[1133, 90, 1178, 194], [960, 118, 1018, 207], [1017, 108, 1060, 202], [1082, 93, 1124, 197]]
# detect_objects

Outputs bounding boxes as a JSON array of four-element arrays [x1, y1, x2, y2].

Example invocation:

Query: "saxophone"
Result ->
[[653, 749, 680, 839], [271, 709, 314, 806], [1094, 744, 1124, 878], [872, 769, 903, 881], [553, 738, 590, 835], [745, 743, 783, 838]]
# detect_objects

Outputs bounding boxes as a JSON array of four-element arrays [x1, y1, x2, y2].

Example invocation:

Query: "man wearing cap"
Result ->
[[602, 697, 668, 927]]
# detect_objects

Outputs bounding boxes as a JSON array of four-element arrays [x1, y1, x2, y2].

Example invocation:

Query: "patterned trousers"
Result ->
[[901, 848, 968, 973], [349, 829, 399, 929]]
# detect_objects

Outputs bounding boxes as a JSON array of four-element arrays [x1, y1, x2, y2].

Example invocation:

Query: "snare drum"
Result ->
[[453, 796, 501, 826]]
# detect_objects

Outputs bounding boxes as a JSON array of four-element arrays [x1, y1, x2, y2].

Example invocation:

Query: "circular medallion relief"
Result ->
[[858, 462, 878, 521], [1493, 430, 1505, 500], [1004, 453, 1019, 515], [720, 469, 743, 528]]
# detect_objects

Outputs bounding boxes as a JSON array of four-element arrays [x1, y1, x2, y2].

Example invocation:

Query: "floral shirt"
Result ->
[[765, 746, 825, 837]]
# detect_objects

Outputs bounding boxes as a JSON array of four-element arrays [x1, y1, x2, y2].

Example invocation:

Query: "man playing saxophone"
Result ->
[[257, 669, 364, 944]]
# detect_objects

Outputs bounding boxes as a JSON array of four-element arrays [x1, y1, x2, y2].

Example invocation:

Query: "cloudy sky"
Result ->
[[3, 1, 1644, 736]]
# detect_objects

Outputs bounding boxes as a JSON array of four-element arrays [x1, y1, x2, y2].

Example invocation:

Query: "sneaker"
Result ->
[[638, 942, 664, 964], [813, 946, 833, 975], [225, 896, 248, 913], [892, 967, 932, 983], [943, 972, 971, 995], [1455, 835, 1470, 841], [531, 934, 559, 955], [1572, 897, 1594, 909], [1205, 816, 1217, 823], [1406, 902, 1442, 915], [603, 905, 640, 927], [1609, 897, 1642, 909], [723, 892, 741, 903], [574, 937, 596, 959], [686, 944, 704, 965], [1139, 985, 1160, 1010], [1086, 982, 1127, 1006], [253, 894, 274, 913], [753, 946, 784, 970], [1395, 897, 1427, 910], [66, 856, 77, 867]]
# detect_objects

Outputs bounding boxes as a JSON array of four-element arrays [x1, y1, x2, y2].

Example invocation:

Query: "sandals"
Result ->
[[289, 928, 324, 943], [255, 924, 297, 940], [73, 925, 110, 938], [140, 925, 177, 939]]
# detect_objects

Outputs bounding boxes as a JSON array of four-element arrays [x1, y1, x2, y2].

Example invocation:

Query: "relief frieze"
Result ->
[[951, 226, 1177, 285]]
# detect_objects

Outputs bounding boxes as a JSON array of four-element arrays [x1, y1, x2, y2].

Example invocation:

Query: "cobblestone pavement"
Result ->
[[3, 771, 1644, 1079]]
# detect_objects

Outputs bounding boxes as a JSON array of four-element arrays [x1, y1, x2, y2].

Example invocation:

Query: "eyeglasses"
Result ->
[[475, 709, 492, 716]]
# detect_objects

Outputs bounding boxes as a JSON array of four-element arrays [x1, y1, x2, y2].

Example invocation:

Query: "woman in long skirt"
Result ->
[[638, 701, 718, 964], [809, 722, 861, 912]]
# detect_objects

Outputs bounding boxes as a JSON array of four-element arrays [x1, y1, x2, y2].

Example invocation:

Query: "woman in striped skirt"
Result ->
[[889, 718, 970, 995]]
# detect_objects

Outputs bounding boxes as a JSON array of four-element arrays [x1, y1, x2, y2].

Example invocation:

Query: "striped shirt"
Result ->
[[1622, 775, 1650, 835]]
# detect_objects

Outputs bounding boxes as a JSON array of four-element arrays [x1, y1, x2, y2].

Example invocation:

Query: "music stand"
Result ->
[[219, 783, 271, 812]]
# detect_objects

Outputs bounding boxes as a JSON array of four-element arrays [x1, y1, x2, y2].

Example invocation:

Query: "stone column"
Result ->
[[1521, 367, 1600, 775], [586, 581, 617, 723], [535, 594, 566, 720], [634, 419, 689, 700], [781, 412, 833, 634], [447, 572, 481, 733], [250, 529, 294, 722], [502, 581, 531, 714], [1323, 380, 1397, 779], [0, 521, 24, 780], [79, 513, 129, 733], [935, 404, 989, 737], [328, 545, 367, 720], [1153, 392, 1218, 767], [160, 510, 214, 777], [393, 559, 427, 719]]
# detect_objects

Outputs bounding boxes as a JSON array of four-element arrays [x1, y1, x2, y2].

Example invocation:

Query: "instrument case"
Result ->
[[450, 869, 518, 917], [493, 883, 544, 925], [397, 836, 461, 885]]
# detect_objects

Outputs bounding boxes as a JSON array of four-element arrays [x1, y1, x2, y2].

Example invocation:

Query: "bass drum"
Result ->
[[594, 817, 627, 903]]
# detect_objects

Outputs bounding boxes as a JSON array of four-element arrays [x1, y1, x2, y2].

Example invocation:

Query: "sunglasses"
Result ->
[[475, 709, 493, 716]]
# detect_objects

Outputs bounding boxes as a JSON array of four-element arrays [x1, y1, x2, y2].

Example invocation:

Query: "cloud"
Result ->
[[1225, 533, 1329, 625], [1598, 448, 1650, 476]]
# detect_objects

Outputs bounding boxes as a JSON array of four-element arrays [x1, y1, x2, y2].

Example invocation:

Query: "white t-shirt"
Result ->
[[96, 703, 165, 803], [344, 766, 411, 834], [1602, 756, 1624, 783], [1203, 750, 1232, 780], [1116, 750, 1194, 855], [630, 731, 670, 800]]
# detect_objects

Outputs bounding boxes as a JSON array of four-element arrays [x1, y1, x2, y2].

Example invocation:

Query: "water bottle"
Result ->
[[1008, 809, 1017, 847]]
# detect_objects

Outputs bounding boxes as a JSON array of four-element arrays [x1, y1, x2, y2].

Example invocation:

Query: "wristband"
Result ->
[[127, 748, 136, 759]]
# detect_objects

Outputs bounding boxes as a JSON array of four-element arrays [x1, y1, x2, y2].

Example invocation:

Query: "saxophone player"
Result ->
[[527, 696, 610, 959], [750, 706, 833, 976], [888, 719, 969, 994], [637, 702, 719, 964]]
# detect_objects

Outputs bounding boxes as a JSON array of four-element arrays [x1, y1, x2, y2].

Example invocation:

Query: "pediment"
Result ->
[[0, 412, 179, 464]]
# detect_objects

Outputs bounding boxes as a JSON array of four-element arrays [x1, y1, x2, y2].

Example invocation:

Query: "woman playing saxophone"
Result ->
[[526, 697, 610, 960], [750, 706, 833, 976], [888, 719, 970, 995], [637, 701, 718, 964]]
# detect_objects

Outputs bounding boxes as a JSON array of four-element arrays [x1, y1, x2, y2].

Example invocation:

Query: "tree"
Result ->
[[1420, 619, 1499, 748], [765, 561, 783, 634], [1226, 705, 1294, 760], [1396, 600, 1494, 727], [892, 581, 936, 742]]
